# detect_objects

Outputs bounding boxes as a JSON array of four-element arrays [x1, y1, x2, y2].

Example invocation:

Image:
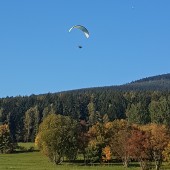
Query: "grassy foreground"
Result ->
[[0, 151, 140, 170], [0, 143, 169, 170]]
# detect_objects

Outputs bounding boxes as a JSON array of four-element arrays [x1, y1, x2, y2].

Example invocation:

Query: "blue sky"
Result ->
[[0, 0, 170, 97]]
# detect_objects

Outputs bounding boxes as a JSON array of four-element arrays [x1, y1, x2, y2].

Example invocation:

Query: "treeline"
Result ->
[[0, 90, 170, 142], [92, 73, 170, 91], [132, 73, 170, 83], [36, 114, 170, 170]]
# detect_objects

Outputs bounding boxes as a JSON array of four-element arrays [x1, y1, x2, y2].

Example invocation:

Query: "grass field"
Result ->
[[0, 152, 139, 170], [0, 151, 140, 170], [0, 143, 169, 170]]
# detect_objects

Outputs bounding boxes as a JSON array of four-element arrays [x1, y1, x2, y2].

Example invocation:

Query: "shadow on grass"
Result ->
[[61, 160, 141, 168], [13, 146, 40, 154], [13, 150, 39, 154]]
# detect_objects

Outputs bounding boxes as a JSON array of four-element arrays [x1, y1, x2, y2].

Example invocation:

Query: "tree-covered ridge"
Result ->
[[124, 73, 170, 91], [105, 73, 170, 91], [61, 73, 170, 92], [132, 73, 170, 83], [0, 73, 170, 143]]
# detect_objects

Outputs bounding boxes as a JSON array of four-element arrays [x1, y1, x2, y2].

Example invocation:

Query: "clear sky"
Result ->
[[0, 0, 170, 98]]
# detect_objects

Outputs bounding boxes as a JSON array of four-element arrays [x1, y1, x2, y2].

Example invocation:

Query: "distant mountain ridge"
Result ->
[[59, 73, 170, 94], [2, 73, 170, 99], [121, 73, 170, 91], [131, 73, 170, 83], [68, 73, 170, 93]]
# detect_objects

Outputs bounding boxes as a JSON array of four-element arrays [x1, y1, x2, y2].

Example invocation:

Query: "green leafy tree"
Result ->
[[85, 123, 105, 163], [149, 97, 170, 125], [126, 102, 150, 124], [88, 102, 98, 126], [24, 106, 40, 142], [35, 114, 78, 164]]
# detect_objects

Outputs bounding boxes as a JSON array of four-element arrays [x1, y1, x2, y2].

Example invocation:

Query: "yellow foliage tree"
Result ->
[[141, 123, 170, 170], [163, 142, 170, 163], [0, 124, 14, 153]]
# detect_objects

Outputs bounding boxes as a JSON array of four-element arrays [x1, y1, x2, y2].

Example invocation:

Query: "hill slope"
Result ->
[[121, 73, 170, 91], [66, 73, 170, 93], [80, 73, 170, 92]]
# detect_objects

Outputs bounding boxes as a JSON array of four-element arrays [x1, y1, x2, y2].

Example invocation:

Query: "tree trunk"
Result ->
[[155, 161, 161, 170], [154, 153, 162, 170], [123, 157, 129, 168], [53, 153, 62, 165], [140, 160, 149, 170]]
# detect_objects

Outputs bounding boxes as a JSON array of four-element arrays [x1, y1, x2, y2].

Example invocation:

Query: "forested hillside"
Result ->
[[124, 73, 170, 90], [94, 73, 170, 91], [0, 73, 170, 142]]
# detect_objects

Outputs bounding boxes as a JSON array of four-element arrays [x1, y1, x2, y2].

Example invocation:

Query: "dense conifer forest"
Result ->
[[0, 73, 170, 142]]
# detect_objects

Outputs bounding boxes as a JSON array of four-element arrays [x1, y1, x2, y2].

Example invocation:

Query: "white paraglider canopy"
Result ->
[[69, 25, 89, 38]]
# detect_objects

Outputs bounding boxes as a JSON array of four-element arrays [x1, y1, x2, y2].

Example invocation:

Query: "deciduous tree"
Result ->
[[0, 124, 15, 153], [128, 126, 151, 170], [142, 124, 170, 170], [109, 120, 132, 167], [35, 114, 78, 164]]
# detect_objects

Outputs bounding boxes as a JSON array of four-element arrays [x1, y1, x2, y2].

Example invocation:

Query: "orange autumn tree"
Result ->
[[108, 120, 132, 168], [102, 146, 112, 162], [128, 126, 151, 170], [142, 123, 170, 170]]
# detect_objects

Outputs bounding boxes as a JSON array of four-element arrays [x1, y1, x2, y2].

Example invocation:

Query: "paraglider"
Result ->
[[69, 25, 89, 38], [69, 25, 89, 48]]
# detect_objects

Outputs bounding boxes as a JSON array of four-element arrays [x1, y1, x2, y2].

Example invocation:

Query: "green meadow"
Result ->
[[0, 143, 169, 170], [0, 151, 138, 170]]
